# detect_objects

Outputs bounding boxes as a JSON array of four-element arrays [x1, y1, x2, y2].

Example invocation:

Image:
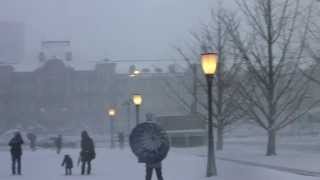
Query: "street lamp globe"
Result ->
[[133, 69, 140, 76], [108, 108, 116, 117], [129, 69, 141, 77], [132, 94, 143, 106], [201, 53, 218, 76]]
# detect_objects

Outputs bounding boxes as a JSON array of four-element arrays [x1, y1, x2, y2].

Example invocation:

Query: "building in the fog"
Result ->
[[39, 40, 72, 64], [0, 58, 191, 134], [0, 22, 25, 63], [0, 58, 122, 133]]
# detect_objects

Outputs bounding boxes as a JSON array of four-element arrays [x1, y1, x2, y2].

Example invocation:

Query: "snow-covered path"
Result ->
[[217, 157, 320, 177], [0, 148, 317, 180]]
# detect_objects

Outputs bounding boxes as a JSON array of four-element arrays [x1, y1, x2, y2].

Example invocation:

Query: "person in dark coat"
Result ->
[[26, 133, 36, 151], [80, 131, 95, 175], [144, 113, 164, 180], [54, 134, 63, 154], [146, 162, 163, 180], [8, 132, 24, 175], [61, 154, 73, 175]]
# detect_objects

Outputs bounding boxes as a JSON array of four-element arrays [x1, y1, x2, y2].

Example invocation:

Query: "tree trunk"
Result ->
[[266, 130, 276, 156], [216, 125, 224, 151]]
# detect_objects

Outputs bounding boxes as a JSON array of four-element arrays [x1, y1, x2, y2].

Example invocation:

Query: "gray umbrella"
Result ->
[[130, 122, 170, 163]]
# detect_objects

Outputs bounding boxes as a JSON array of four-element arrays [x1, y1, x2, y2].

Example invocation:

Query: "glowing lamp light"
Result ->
[[129, 69, 141, 77], [108, 108, 116, 117], [133, 69, 140, 75], [201, 53, 218, 75], [132, 94, 143, 106]]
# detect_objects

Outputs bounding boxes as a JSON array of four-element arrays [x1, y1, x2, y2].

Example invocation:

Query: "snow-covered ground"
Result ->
[[221, 136, 320, 172], [0, 146, 318, 180], [174, 135, 320, 177]]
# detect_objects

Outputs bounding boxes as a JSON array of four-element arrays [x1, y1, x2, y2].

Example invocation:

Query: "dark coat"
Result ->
[[9, 135, 24, 157], [146, 162, 162, 168], [62, 155, 73, 169], [80, 137, 95, 161]]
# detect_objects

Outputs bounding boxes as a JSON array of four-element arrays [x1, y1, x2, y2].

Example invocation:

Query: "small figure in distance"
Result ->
[[61, 154, 73, 176], [8, 132, 24, 175], [54, 134, 63, 154], [26, 132, 37, 151]]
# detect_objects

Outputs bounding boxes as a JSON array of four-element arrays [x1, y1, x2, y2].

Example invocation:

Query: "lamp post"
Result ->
[[132, 94, 143, 125], [127, 68, 141, 130], [201, 53, 218, 177], [107, 107, 116, 149]]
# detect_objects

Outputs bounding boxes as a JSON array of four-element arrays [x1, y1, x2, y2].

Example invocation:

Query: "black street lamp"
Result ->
[[107, 107, 116, 149], [201, 52, 218, 177], [132, 94, 143, 125]]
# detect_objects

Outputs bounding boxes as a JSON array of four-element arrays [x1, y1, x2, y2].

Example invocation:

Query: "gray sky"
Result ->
[[0, 0, 235, 70]]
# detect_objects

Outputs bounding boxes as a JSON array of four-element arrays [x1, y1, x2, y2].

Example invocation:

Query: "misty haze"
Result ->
[[1, 0, 320, 180]]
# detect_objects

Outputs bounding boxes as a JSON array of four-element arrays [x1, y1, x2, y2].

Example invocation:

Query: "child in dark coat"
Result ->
[[61, 154, 73, 175]]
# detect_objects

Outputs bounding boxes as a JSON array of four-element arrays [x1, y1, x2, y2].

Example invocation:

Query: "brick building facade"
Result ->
[[0, 58, 122, 133], [0, 59, 189, 134]]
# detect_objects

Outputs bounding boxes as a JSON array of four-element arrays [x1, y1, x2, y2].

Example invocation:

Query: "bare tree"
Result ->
[[165, 7, 243, 151], [223, 0, 316, 156], [198, 9, 244, 151], [302, 2, 320, 85]]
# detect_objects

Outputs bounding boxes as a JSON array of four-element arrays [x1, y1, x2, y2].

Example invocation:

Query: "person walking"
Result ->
[[61, 154, 73, 175], [54, 134, 62, 154], [145, 113, 163, 180], [145, 162, 163, 180], [26, 132, 36, 151], [130, 112, 169, 180], [8, 132, 24, 175], [80, 131, 95, 175]]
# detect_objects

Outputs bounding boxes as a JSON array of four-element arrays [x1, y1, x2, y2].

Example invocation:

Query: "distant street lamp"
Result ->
[[201, 52, 218, 177], [129, 69, 141, 77], [107, 107, 117, 148], [132, 94, 143, 125], [127, 68, 141, 130]]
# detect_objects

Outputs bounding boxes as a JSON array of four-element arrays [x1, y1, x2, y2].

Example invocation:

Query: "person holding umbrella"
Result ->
[[130, 113, 169, 180]]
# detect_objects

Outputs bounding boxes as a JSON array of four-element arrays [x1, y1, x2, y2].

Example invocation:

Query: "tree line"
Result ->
[[166, 0, 320, 156]]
